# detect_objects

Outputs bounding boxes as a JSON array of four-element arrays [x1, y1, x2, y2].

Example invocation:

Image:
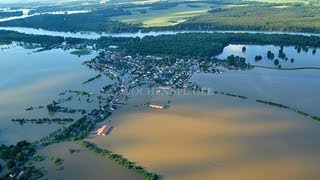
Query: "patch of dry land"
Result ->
[[88, 92, 320, 180], [111, 3, 210, 27], [32, 141, 144, 180]]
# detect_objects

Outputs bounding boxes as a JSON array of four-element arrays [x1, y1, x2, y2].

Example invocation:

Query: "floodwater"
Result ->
[[0, 44, 111, 145], [33, 141, 144, 180], [216, 44, 320, 68], [0, 27, 320, 39], [90, 91, 320, 179], [0, 10, 90, 23], [88, 45, 320, 179], [213, 44, 320, 115], [1, 42, 320, 179]]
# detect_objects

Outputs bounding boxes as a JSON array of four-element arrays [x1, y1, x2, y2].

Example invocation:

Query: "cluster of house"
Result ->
[[84, 50, 226, 90], [9, 170, 24, 178], [79, 50, 246, 126]]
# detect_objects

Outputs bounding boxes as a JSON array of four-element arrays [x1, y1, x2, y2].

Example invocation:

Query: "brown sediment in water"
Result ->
[[89, 94, 320, 180], [32, 141, 144, 180], [0, 74, 75, 105]]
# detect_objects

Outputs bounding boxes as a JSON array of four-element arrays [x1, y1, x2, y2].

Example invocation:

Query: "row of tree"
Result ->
[[80, 141, 159, 180], [0, 8, 139, 33], [1, 30, 320, 60], [0, 141, 34, 169], [97, 33, 320, 58]]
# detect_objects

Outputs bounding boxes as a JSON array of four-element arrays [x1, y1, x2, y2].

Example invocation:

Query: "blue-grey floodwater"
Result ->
[[0, 44, 112, 145]]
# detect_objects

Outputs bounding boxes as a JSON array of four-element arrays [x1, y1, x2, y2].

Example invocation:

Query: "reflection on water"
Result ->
[[0, 44, 111, 145], [191, 69, 320, 116], [216, 44, 320, 68]]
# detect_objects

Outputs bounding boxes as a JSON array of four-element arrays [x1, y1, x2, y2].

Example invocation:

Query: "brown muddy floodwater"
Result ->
[[88, 68, 320, 180], [2, 43, 320, 179], [32, 142, 144, 180]]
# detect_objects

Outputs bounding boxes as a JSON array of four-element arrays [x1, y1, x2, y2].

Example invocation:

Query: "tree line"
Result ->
[[1, 30, 320, 60], [0, 8, 140, 33]]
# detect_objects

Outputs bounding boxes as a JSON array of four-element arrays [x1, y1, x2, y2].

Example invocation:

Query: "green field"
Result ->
[[2, 0, 320, 33], [110, 0, 320, 32], [111, 2, 211, 27], [179, 1, 320, 33]]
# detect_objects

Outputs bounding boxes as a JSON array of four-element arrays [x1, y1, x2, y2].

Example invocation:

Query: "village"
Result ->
[[82, 49, 252, 137], [0, 46, 252, 178], [84, 48, 250, 93]]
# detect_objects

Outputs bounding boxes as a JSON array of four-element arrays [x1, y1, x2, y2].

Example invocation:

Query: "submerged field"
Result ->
[[88, 69, 320, 179], [86, 44, 320, 179], [0, 25, 320, 178], [0, 44, 111, 145], [89, 92, 320, 179], [32, 142, 144, 180]]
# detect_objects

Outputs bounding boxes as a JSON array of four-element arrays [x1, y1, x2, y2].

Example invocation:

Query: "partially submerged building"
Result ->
[[97, 124, 111, 136], [149, 104, 164, 109]]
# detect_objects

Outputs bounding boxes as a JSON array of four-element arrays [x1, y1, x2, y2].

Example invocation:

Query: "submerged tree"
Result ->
[[297, 46, 302, 53], [278, 48, 286, 59], [267, 50, 275, 60], [242, 46, 246, 52], [291, 58, 295, 63], [312, 49, 317, 54], [255, 55, 262, 61]]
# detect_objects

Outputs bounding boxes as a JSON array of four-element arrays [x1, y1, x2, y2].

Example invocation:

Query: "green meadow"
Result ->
[[111, 2, 211, 27]]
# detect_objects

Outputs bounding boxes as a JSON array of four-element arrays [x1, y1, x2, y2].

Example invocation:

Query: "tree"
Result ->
[[274, 59, 280, 66], [6, 159, 15, 169], [312, 49, 317, 54], [278, 49, 286, 59], [291, 58, 294, 63], [255, 55, 262, 61], [242, 46, 246, 52], [267, 50, 274, 60], [297, 47, 302, 53], [227, 55, 235, 65], [15, 152, 24, 162]]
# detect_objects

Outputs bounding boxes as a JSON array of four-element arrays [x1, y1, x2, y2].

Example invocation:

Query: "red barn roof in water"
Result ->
[[97, 124, 111, 136], [149, 104, 164, 109]]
